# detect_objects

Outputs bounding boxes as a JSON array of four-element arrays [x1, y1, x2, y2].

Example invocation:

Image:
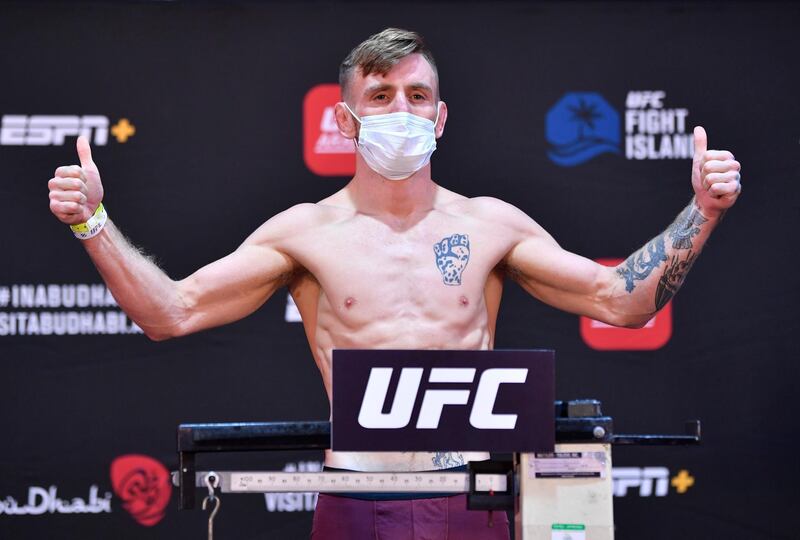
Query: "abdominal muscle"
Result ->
[[313, 309, 493, 472], [289, 266, 502, 472]]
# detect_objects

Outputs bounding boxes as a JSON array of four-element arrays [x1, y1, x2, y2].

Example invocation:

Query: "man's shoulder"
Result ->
[[441, 195, 548, 241], [281, 201, 351, 224], [443, 195, 524, 221], [244, 201, 352, 246]]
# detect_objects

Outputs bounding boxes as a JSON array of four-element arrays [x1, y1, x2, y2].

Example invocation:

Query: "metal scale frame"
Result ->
[[174, 399, 700, 540]]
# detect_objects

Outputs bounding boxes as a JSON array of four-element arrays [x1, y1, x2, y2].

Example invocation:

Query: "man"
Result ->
[[47, 28, 741, 539]]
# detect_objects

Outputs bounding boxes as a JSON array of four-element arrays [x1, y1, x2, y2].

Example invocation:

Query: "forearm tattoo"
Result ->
[[667, 204, 708, 249], [655, 251, 698, 310], [618, 201, 709, 309], [432, 452, 465, 469], [616, 236, 668, 293]]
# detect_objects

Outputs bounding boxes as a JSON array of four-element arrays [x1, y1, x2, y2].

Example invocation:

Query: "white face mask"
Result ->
[[344, 102, 441, 181]]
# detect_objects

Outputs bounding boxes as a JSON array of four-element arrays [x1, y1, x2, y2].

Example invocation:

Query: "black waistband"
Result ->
[[320, 465, 467, 501]]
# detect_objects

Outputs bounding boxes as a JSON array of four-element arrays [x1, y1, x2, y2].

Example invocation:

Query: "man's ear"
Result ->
[[334, 102, 359, 139], [434, 101, 448, 139]]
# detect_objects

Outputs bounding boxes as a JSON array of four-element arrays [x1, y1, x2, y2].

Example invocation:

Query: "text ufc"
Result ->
[[357, 367, 528, 430]]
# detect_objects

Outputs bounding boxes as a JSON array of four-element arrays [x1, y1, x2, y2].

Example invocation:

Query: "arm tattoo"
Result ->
[[432, 452, 465, 469], [616, 235, 668, 293], [668, 204, 708, 249], [434, 234, 470, 285], [655, 251, 698, 310]]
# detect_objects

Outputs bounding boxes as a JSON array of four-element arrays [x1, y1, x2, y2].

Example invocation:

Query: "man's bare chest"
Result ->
[[285, 217, 509, 320]]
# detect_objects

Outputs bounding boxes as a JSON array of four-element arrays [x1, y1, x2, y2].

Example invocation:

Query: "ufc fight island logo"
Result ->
[[358, 367, 527, 429], [332, 350, 555, 453], [545, 90, 692, 166]]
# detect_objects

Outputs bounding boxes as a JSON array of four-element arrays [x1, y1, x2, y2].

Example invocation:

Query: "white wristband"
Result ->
[[70, 203, 108, 240]]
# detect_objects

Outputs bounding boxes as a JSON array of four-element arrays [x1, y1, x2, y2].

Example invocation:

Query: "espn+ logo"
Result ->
[[0, 115, 135, 145], [358, 367, 528, 430]]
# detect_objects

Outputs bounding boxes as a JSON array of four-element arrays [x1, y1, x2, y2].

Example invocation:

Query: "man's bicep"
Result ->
[[173, 242, 296, 335], [172, 202, 323, 334], [505, 235, 619, 319]]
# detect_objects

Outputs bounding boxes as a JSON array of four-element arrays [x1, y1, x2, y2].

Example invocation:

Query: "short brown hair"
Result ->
[[339, 28, 439, 101]]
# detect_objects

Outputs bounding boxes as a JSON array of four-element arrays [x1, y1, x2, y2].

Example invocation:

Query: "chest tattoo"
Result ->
[[433, 234, 470, 286]]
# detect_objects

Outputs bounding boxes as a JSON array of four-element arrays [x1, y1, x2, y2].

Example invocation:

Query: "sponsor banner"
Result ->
[[546, 92, 620, 166], [612, 467, 695, 497], [0, 485, 112, 515], [303, 84, 355, 176], [624, 91, 691, 160], [0, 283, 142, 336], [263, 461, 321, 513], [0, 115, 135, 145], [579, 259, 672, 350], [285, 293, 302, 322], [110, 455, 171, 527], [546, 90, 692, 166], [332, 349, 555, 452]]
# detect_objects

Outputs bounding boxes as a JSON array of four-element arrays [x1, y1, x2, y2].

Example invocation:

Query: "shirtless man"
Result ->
[[47, 28, 741, 539]]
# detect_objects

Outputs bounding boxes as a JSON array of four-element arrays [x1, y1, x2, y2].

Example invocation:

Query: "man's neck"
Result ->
[[347, 160, 437, 222]]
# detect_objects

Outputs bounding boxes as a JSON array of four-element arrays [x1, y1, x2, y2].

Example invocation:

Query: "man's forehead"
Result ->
[[353, 54, 438, 94]]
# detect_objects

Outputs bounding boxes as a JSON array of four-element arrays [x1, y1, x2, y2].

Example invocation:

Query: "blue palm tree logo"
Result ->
[[545, 92, 620, 166], [569, 98, 603, 139]]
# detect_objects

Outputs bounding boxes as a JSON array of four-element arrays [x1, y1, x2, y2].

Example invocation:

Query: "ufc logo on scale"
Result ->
[[358, 367, 528, 429], [332, 350, 555, 452]]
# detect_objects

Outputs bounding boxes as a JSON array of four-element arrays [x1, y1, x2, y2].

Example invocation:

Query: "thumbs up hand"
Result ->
[[48, 136, 105, 225], [691, 126, 741, 219]]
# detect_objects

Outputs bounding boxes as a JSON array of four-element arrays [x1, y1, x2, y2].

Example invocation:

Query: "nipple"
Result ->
[[345, 297, 356, 309], [459, 295, 469, 307]]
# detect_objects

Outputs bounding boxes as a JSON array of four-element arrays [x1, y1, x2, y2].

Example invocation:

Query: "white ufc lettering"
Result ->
[[358, 367, 423, 429], [357, 367, 528, 430], [469, 368, 528, 429], [625, 91, 666, 109]]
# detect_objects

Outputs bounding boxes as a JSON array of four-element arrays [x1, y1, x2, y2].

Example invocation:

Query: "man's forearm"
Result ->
[[613, 197, 718, 324], [82, 221, 185, 339]]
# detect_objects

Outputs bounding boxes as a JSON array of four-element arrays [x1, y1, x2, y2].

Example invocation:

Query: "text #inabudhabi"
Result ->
[[0, 283, 142, 336]]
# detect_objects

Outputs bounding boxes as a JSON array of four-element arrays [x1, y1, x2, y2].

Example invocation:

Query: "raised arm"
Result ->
[[48, 136, 302, 340], [503, 126, 741, 328]]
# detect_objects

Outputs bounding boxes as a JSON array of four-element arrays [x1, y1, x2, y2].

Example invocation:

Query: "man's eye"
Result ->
[[412, 94, 426, 100], [374, 94, 388, 101]]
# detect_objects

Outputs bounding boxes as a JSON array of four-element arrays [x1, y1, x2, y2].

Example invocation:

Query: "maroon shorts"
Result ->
[[310, 493, 510, 540]]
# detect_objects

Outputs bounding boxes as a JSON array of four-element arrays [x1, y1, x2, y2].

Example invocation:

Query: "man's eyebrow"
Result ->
[[363, 83, 392, 95], [408, 83, 434, 93], [362, 82, 434, 95]]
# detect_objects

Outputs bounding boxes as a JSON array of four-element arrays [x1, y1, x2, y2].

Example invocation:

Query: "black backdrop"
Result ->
[[1, 1, 798, 539]]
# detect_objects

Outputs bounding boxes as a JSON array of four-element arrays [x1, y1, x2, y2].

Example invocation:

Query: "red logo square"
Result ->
[[303, 84, 356, 176], [579, 258, 672, 350]]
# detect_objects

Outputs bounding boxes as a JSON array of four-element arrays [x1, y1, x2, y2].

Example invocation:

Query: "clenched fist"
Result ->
[[691, 126, 741, 219], [48, 136, 104, 225]]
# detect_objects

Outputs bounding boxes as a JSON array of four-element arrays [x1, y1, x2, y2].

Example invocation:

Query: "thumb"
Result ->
[[693, 126, 707, 157], [76, 135, 98, 172]]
